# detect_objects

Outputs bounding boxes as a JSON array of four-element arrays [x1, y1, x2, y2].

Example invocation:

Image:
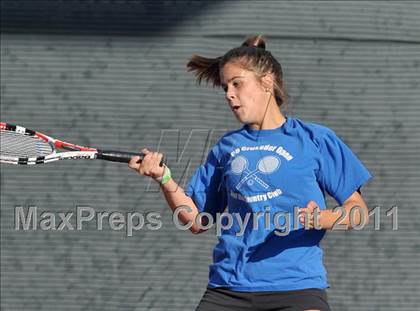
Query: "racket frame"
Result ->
[[1, 122, 144, 165]]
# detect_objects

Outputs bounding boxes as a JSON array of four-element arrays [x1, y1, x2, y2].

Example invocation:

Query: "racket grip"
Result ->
[[96, 150, 164, 166]]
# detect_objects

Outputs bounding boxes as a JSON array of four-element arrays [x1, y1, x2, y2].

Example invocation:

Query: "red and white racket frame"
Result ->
[[1, 122, 99, 165]]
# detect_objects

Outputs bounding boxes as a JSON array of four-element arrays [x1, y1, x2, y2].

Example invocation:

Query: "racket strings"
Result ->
[[0, 130, 53, 158]]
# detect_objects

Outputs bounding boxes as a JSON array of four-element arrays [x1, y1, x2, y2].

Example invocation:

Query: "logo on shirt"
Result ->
[[231, 155, 281, 191]]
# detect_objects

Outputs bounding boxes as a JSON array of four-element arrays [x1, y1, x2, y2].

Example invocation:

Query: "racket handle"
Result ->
[[96, 150, 164, 166]]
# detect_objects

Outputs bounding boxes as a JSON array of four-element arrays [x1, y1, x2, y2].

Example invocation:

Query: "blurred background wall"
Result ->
[[1, 1, 419, 310]]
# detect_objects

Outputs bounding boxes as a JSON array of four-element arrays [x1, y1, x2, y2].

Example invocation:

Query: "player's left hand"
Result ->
[[298, 201, 321, 229]]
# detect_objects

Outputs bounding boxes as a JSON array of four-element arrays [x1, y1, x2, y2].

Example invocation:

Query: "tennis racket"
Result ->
[[0, 122, 160, 166]]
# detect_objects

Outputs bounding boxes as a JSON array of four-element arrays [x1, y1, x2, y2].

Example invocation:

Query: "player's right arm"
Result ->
[[128, 148, 205, 234]]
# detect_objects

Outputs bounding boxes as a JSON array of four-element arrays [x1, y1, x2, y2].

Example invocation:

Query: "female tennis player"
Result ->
[[129, 35, 372, 311]]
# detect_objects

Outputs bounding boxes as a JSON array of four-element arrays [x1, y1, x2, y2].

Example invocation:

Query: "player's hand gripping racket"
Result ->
[[0, 122, 162, 166]]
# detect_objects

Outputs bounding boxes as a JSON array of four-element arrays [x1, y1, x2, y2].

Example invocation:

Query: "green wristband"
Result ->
[[156, 165, 171, 185]]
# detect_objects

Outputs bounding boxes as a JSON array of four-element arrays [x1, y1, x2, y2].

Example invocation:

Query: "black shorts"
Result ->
[[195, 287, 331, 311]]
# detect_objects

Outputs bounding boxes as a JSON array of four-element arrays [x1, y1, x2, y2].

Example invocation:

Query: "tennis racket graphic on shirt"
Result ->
[[233, 155, 280, 190], [0, 122, 162, 166]]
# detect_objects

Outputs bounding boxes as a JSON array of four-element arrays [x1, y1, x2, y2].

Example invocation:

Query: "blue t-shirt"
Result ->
[[186, 116, 372, 292]]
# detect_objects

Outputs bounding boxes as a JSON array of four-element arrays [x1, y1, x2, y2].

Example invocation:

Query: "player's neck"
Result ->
[[250, 110, 286, 131]]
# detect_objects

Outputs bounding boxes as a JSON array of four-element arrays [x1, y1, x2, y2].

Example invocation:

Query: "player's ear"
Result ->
[[261, 73, 274, 93]]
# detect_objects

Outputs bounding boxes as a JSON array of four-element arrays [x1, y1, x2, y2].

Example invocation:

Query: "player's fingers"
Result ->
[[305, 200, 319, 211], [156, 152, 164, 168], [129, 156, 141, 170], [141, 152, 159, 175], [141, 148, 151, 155], [298, 207, 309, 216], [151, 152, 162, 167], [136, 148, 150, 164], [299, 213, 305, 224], [156, 152, 163, 164], [298, 207, 314, 226], [308, 218, 314, 228], [141, 151, 155, 168], [149, 152, 165, 177], [299, 216, 314, 229]]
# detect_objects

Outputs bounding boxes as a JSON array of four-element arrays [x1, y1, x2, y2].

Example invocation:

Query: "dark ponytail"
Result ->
[[187, 35, 288, 107]]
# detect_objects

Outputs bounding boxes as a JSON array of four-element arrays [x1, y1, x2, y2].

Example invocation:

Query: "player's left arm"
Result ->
[[299, 191, 369, 230]]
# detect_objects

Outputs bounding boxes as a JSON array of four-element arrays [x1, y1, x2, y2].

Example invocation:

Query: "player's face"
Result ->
[[220, 61, 269, 126]]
